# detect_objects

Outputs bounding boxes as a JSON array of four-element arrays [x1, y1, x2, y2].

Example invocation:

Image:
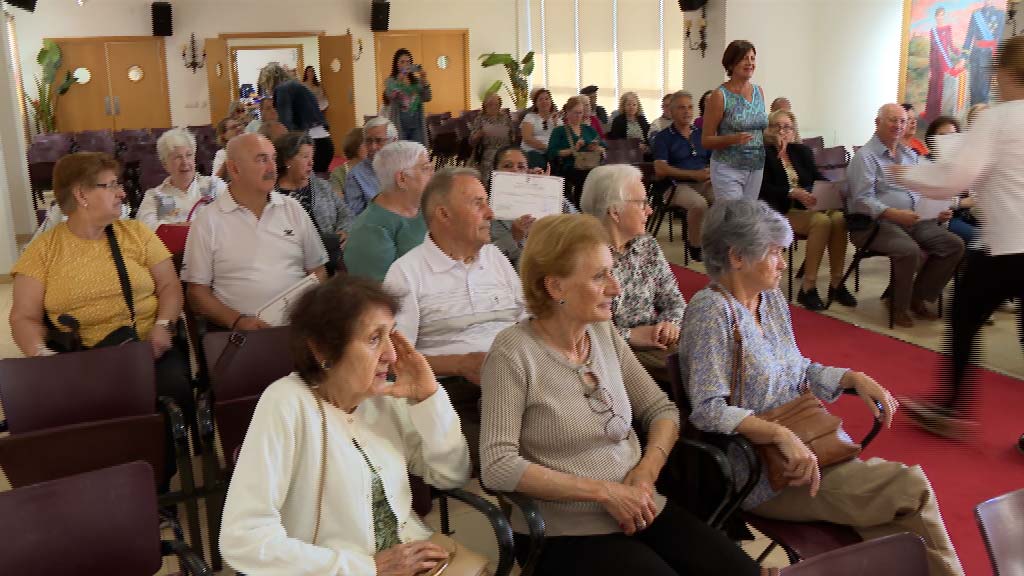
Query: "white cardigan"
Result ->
[[219, 373, 471, 575]]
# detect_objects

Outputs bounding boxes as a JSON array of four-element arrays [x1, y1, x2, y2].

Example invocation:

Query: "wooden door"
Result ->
[[105, 39, 170, 130], [319, 35, 356, 152], [419, 30, 469, 116], [374, 32, 422, 112], [53, 40, 113, 132], [205, 38, 231, 125]]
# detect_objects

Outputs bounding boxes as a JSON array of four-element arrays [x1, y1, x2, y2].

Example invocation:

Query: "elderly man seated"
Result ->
[[343, 141, 433, 281], [652, 90, 713, 262], [847, 103, 964, 328], [344, 116, 399, 217], [181, 133, 327, 331], [384, 167, 526, 467]]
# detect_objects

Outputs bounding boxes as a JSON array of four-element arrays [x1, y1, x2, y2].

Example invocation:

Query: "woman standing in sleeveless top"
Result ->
[[702, 40, 768, 201]]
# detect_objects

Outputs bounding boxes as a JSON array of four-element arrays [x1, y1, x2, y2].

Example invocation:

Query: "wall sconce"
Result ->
[[1009, 0, 1020, 36], [182, 33, 206, 74], [684, 5, 708, 58], [346, 29, 365, 62]]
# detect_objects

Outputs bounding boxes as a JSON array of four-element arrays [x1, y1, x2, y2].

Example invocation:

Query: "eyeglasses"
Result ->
[[500, 162, 529, 172], [365, 137, 392, 146], [623, 197, 651, 207], [94, 180, 124, 190], [542, 120, 549, 130], [773, 125, 794, 133], [584, 383, 632, 443]]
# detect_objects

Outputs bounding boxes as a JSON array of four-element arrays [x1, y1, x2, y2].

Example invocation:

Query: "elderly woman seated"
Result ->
[[481, 214, 760, 576], [273, 131, 351, 271], [220, 275, 487, 575], [679, 199, 963, 576], [212, 116, 245, 180], [9, 152, 192, 475], [579, 164, 686, 382], [136, 127, 226, 231]]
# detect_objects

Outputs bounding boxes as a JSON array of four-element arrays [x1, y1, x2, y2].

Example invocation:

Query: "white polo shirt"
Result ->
[[136, 175, 227, 230], [384, 235, 526, 359], [181, 189, 328, 316]]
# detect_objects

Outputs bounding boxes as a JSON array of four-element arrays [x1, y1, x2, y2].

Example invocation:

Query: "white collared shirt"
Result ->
[[180, 189, 328, 316], [384, 234, 526, 358], [136, 175, 227, 230]]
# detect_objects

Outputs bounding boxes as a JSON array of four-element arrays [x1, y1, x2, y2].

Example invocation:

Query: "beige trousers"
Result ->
[[786, 209, 847, 290], [664, 181, 714, 246], [751, 457, 963, 576]]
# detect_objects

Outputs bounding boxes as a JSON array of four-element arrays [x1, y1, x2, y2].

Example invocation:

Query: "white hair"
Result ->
[[702, 199, 793, 278], [579, 164, 644, 221], [373, 141, 428, 193], [364, 116, 399, 141], [156, 127, 197, 166]]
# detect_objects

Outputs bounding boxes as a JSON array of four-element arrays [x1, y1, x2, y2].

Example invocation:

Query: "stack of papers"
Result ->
[[256, 273, 320, 327], [490, 172, 566, 221]]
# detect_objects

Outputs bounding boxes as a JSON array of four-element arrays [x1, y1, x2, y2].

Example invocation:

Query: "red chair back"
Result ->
[[0, 342, 155, 434], [0, 461, 162, 576]]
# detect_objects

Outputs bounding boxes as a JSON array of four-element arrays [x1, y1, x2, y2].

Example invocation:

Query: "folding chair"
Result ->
[[975, 487, 1024, 576], [782, 533, 927, 575]]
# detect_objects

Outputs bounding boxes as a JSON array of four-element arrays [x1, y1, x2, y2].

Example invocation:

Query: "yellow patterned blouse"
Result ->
[[12, 219, 171, 347]]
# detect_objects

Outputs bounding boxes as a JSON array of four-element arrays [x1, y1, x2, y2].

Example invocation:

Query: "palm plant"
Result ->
[[479, 51, 535, 110], [28, 40, 75, 133]]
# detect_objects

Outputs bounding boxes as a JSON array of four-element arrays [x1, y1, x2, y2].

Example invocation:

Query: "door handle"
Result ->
[[113, 96, 121, 115], [104, 96, 111, 115]]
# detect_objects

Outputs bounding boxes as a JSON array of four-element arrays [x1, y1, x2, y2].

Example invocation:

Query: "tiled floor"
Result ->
[[3, 223, 1022, 574]]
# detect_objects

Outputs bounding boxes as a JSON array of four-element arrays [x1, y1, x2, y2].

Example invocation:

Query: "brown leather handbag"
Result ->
[[713, 286, 861, 491]]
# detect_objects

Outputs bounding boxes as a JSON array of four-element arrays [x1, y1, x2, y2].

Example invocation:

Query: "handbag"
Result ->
[[712, 285, 861, 492], [310, 390, 490, 576], [566, 125, 601, 170], [45, 225, 140, 353]]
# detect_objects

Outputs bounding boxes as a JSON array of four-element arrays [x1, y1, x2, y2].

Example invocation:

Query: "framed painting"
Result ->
[[898, 0, 1007, 127]]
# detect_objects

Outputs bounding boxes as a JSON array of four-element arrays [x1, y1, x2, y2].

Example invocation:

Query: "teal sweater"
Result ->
[[343, 202, 427, 281], [547, 124, 605, 171]]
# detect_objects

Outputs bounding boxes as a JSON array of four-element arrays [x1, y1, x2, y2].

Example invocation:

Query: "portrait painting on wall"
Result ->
[[898, 0, 1007, 128]]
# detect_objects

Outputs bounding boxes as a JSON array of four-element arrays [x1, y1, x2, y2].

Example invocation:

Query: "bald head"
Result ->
[[226, 133, 277, 197], [875, 103, 907, 147]]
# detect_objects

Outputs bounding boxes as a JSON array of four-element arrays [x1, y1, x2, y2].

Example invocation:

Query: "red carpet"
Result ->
[[671, 264, 1024, 574]]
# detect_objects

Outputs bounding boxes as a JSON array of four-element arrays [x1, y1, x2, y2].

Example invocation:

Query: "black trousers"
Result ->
[[312, 136, 335, 174], [514, 500, 760, 576], [938, 250, 1024, 413], [155, 345, 194, 491]]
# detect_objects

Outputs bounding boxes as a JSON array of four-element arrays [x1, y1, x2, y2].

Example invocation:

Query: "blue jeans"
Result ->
[[710, 160, 763, 202], [399, 110, 425, 144], [947, 216, 978, 246]]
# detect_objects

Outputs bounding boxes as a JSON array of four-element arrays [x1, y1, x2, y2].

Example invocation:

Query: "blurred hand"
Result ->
[[386, 331, 439, 402], [695, 167, 711, 182], [235, 316, 271, 331], [652, 321, 680, 347], [772, 426, 821, 497], [844, 371, 897, 429], [937, 209, 953, 223], [586, 143, 603, 152], [511, 214, 535, 243], [458, 351, 487, 385], [148, 324, 173, 359], [601, 482, 657, 535], [732, 132, 754, 146], [628, 325, 667, 350], [791, 188, 817, 208], [374, 541, 449, 576], [886, 208, 920, 228]]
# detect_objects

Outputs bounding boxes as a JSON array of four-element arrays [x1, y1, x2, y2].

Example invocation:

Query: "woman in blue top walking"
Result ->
[[702, 40, 768, 201]]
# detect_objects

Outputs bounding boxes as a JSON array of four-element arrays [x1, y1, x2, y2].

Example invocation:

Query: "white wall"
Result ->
[[682, 0, 728, 98], [1, 10, 33, 241], [724, 0, 903, 148]]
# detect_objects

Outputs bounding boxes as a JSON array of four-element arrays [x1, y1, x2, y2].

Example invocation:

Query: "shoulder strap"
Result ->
[[105, 225, 138, 339], [311, 387, 328, 545], [710, 285, 744, 407]]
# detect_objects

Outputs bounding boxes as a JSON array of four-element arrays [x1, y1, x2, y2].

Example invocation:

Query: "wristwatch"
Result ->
[[155, 318, 177, 332]]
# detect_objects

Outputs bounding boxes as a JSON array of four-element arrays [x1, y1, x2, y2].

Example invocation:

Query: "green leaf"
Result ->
[[479, 52, 515, 68], [483, 80, 504, 98], [57, 70, 75, 95]]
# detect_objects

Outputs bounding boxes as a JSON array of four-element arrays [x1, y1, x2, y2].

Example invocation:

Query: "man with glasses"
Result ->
[[651, 90, 714, 262], [344, 116, 398, 217], [847, 103, 964, 327], [385, 167, 526, 468], [182, 133, 327, 331]]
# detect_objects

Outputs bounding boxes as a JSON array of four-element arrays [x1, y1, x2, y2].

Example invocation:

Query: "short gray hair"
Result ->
[[701, 199, 793, 278], [421, 167, 481, 223], [272, 131, 314, 173], [364, 116, 399, 140], [579, 164, 643, 221], [669, 90, 693, 107], [156, 127, 197, 166], [373, 141, 428, 193]]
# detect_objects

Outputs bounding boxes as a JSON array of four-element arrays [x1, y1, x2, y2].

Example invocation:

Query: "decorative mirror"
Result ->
[[72, 67, 91, 84], [330, 58, 342, 73], [127, 65, 144, 83], [436, 55, 449, 70], [215, 62, 224, 78]]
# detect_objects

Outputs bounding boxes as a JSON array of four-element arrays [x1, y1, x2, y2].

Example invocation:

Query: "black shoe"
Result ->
[[687, 245, 703, 262], [828, 284, 858, 307], [797, 288, 827, 311]]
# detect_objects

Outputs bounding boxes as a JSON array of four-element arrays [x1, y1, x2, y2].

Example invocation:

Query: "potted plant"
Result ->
[[479, 51, 534, 110], [28, 40, 75, 134]]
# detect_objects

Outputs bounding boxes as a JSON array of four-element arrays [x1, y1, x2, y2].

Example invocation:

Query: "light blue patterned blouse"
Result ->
[[711, 84, 768, 172], [678, 283, 849, 509]]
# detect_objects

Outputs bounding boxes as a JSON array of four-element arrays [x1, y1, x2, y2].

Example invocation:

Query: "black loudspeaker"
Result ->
[[5, 0, 38, 12], [371, 1, 390, 32], [152, 2, 172, 37], [678, 0, 707, 11]]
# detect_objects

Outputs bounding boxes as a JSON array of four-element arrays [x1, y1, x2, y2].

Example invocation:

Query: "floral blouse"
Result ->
[[280, 175, 351, 235], [471, 113, 514, 181], [610, 235, 687, 342], [678, 283, 849, 509]]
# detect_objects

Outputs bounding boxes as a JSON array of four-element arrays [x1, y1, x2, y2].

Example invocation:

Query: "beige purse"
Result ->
[[567, 125, 602, 170], [311, 389, 491, 576]]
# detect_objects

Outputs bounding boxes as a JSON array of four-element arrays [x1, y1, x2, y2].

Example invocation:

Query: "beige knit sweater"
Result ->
[[480, 319, 680, 536]]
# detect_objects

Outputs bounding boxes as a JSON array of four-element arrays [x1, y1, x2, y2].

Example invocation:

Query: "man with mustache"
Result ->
[[384, 167, 526, 467], [181, 133, 327, 331]]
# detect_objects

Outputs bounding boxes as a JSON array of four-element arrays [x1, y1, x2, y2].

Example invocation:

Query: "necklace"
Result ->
[[534, 319, 592, 366]]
